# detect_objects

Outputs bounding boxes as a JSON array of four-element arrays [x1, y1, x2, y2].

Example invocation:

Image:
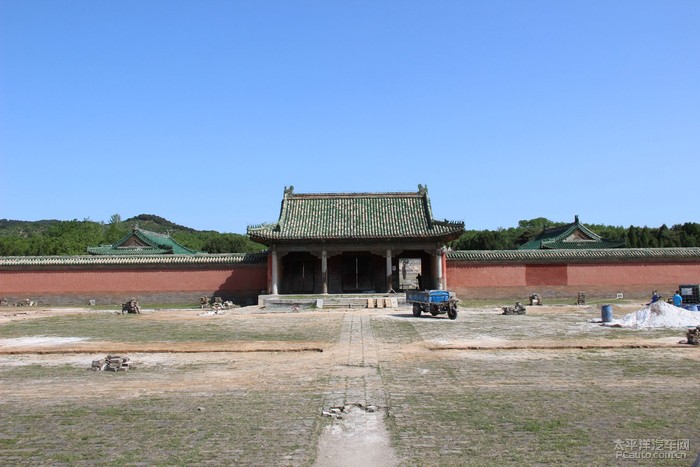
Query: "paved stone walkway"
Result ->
[[324, 312, 384, 409], [314, 312, 398, 467]]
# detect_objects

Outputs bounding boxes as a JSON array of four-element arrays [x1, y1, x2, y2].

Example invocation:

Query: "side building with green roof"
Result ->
[[518, 215, 625, 250], [247, 185, 464, 295], [87, 227, 199, 255]]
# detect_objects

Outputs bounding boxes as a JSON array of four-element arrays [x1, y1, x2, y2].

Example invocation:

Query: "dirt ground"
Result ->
[[0, 302, 698, 465]]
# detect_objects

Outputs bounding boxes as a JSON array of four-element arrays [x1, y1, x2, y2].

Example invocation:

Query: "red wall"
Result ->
[[0, 265, 267, 306], [447, 261, 700, 300], [3, 258, 699, 305]]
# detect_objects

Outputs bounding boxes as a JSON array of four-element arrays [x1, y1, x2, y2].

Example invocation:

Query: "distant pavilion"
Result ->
[[87, 227, 198, 255], [518, 215, 625, 250]]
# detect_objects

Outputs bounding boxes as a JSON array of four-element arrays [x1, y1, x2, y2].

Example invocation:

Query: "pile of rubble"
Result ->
[[89, 355, 133, 372], [200, 296, 237, 310], [121, 299, 141, 314], [606, 301, 700, 328], [322, 403, 379, 420], [1, 298, 36, 307], [502, 302, 526, 315]]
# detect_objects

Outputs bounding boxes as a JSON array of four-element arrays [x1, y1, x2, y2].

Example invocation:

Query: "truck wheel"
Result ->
[[412, 303, 421, 317], [448, 306, 458, 320]]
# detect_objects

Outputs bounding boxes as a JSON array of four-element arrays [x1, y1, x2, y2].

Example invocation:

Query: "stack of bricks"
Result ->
[[367, 298, 398, 309], [90, 355, 133, 372]]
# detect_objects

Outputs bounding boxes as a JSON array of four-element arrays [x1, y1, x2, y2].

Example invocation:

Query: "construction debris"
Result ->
[[529, 294, 542, 306], [121, 298, 141, 314], [90, 355, 133, 372], [367, 298, 399, 309], [0, 298, 35, 307], [502, 302, 526, 315], [605, 301, 700, 328], [322, 403, 379, 419], [200, 296, 236, 311], [212, 297, 236, 310], [685, 326, 700, 345]]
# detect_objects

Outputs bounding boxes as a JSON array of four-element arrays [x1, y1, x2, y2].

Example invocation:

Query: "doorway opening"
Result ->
[[341, 253, 373, 292], [399, 258, 422, 290]]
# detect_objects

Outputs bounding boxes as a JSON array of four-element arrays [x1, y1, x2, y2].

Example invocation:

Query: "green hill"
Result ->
[[0, 215, 264, 256]]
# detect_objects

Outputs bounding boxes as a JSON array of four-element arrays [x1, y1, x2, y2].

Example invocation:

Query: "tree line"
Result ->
[[0, 214, 265, 256], [450, 218, 700, 250], [1, 215, 699, 256]]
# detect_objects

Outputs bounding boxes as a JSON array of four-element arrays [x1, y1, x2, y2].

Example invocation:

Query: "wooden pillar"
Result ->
[[321, 250, 328, 294], [435, 248, 443, 290], [271, 245, 279, 295], [386, 248, 393, 293], [442, 249, 448, 290]]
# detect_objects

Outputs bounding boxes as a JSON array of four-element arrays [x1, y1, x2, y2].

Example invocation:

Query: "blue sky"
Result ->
[[1, 1, 698, 233]]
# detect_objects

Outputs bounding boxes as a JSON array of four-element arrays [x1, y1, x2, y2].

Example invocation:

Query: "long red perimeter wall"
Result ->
[[446, 249, 700, 300], [1, 248, 699, 305], [0, 254, 268, 306]]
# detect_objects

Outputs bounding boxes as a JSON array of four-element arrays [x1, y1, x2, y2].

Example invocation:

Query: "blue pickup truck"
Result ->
[[406, 290, 459, 320]]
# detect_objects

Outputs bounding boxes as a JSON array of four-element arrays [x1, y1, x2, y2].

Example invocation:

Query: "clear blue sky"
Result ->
[[1, 1, 698, 233]]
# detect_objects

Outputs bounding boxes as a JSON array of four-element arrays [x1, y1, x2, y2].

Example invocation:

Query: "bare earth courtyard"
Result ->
[[0, 302, 698, 466]]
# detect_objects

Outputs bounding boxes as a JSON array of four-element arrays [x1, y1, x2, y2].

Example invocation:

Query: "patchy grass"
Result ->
[[1, 306, 697, 466], [0, 389, 325, 465], [0, 312, 344, 343], [408, 305, 686, 344], [378, 346, 698, 466], [370, 317, 423, 344]]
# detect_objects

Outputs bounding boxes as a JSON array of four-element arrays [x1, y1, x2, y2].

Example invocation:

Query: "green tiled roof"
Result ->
[[247, 185, 464, 244], [447, 247, 700, 263], [87, 228, 198, 255], [518, 216, 625, 250], [0, 253, 267, 269]]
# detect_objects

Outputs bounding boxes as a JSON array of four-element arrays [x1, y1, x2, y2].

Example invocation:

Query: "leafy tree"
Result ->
[[201, 234, 265, 253], [105, 214, 128, 244], [627, 226, 639, 248], [0, 236, 29, 255], [671, 223, 700, 247]]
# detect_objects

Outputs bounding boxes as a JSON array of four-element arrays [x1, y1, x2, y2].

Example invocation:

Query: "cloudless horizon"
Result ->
[[2, 1, 698, 234]]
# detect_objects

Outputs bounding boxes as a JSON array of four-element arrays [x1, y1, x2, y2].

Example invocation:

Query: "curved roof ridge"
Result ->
[[289, 191, 423, 198], [0, 252, 268, 267]]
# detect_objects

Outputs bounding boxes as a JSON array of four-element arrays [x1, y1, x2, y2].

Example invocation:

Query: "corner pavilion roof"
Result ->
[[247, 185, 464, 245], [87, 227, 198, 255], [518, 216, 625, 250]]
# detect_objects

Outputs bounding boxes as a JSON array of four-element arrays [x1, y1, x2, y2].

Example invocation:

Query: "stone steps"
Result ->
[[260, 294, 405, 310]]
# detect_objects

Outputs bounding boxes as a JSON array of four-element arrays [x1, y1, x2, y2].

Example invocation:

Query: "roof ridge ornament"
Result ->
[[284, 185, 294, 197], [418, 184, 428, 195]]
